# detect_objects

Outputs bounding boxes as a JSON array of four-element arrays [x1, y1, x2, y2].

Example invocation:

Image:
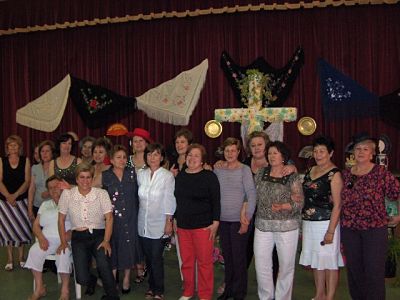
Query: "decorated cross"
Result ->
[[215, 69, 297, 135]]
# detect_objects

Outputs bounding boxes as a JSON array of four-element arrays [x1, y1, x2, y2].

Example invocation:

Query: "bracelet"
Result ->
[[326, 232, 334, 235], [103, 239, 110, 243]]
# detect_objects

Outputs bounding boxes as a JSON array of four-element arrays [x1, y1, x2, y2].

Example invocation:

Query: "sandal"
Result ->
[[145, 290, 154, 299], [154, 294, 164, 300], [135, 266, 147, 283], [4, 263, 13, 271]]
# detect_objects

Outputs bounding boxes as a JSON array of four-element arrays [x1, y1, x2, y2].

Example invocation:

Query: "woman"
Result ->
[[175, 143, 220, 300], [341, 134, 400, 300], [91, 137, 112, 188], [299, 136, 344, 300], [49, 133, 82, 185], [25, 175, 72, 300], [138, 143, 176, 300], [169, 128, 193, 176], [126, 127, 153, 171], [254, 141, 303, 300], [102, 145, 141, 294], [214, 138, 256, 300], [58, 163, 119, 300], [79, 136, 96, 164], [0, 135, 32, 271], [28, 140, 54, 220]]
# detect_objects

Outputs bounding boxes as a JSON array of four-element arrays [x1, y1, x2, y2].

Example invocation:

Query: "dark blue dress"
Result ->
[[102, 167, 142, 270]]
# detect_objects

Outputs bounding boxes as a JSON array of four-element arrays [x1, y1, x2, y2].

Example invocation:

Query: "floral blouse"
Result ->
[[254, 167, 304, 232], [341, 164, 400, 230], [302, 167, 340, 221]]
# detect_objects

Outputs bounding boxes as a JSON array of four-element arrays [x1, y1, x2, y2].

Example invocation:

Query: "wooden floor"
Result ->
[[0, 244, 399, 299]]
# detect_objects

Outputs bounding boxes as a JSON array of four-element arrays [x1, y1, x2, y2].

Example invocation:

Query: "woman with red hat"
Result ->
[[126, 128, 153, 172]]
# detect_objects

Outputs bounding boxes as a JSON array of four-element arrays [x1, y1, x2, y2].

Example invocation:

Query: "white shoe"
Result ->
[[178, 296, 192, 300]]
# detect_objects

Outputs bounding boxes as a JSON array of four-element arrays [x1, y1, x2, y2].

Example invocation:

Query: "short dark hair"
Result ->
[[144, 143, 167, 167], [313, 135, 335, 153], [45, 175, 62, 189], [266, 141, 291, 164], [222, 137, 242, 152], [110, 145, 128, 159], [174, 128, 194, 145], [55, 133, 75, 155], [92, 137, 113, 155], [187, 143, 207, 164]]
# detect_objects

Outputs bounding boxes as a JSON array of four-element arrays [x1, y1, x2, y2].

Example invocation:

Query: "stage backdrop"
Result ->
[[0, 1, 399, 171]]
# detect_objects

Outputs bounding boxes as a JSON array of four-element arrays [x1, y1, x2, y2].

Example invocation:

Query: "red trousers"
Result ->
[[177, 227, 214, 300]]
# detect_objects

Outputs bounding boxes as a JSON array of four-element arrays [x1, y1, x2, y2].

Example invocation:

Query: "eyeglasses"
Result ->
[[346, 174, 357, 189]]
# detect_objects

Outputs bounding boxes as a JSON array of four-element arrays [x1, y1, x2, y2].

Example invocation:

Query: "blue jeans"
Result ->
[[71, 229, 119, 300], [140, 236, 165, 296]]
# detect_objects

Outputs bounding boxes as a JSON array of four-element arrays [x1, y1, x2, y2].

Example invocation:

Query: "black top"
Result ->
[[302, 167, 340, 221], [174, 169, 220, 229], [0, 156, 28, 201]]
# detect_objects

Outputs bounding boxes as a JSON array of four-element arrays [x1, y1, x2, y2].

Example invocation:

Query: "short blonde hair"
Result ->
[[75, 162, 95, 179], [5, 135, 23, 156]]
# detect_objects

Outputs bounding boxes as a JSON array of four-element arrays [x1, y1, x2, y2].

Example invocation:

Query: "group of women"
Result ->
[[0, 128, 399, 300]]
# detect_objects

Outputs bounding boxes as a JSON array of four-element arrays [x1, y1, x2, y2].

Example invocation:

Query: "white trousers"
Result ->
[[24, 237, 72, 274], [254, 228, 299, 300]]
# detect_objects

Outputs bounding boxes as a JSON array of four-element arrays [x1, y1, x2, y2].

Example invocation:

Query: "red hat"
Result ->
[[126, 128, 153, 143]]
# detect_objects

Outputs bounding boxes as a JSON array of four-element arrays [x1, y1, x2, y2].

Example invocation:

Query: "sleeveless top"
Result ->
[[0, 156, 28, 201], [54, 157, 78, 185], [302, 167, 340, 221]]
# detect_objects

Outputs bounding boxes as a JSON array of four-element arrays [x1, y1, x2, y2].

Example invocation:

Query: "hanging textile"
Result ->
[[136, 59, 208, 126], [16, 74, 71, 132], [69, 76, 136, 129], [220, 47, 304, 108], [318, 59, 379, 120]]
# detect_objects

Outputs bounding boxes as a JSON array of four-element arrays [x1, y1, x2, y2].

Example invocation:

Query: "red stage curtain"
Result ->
[[0, 3, 399, 171]]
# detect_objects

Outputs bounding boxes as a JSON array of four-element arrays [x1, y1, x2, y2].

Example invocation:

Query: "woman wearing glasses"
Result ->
[[341, 134, 400, 300]]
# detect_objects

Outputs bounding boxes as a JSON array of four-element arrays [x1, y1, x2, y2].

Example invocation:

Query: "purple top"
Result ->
[[341, 164, 400, 230]]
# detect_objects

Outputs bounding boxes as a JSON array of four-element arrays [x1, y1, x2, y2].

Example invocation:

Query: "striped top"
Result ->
[[214, 164, 257, 222]]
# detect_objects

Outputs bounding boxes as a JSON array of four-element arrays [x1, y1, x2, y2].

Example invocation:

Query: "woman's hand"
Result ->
[[322, 231, 334, 245], [6, 194, 17, 207], [164, 219, 173, 236], [56, 242, 70, 255], [170, 164, 179, 177], [203, 163, 213, 171], [58, 180, 71, 190], [97, 240, 112, 256], [213, 160, 227, 170], [38, 236, 49, 251], [238, 223, 249, 235], [388, 215, 400, 227], [28, 208, 35, 222], [282, 164, 297, 176], [205, 221, 219, 241], [271, 203, 291, 212]]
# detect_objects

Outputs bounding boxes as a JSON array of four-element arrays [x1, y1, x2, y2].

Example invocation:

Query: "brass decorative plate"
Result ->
[[297, 117, 317, 136], [204, 120, 222, 138]]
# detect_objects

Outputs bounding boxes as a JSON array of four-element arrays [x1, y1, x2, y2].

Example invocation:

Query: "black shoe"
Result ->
[[85, 285, 95, 296], [121, 286, 131, 294], [217, 292, 231, 300]]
